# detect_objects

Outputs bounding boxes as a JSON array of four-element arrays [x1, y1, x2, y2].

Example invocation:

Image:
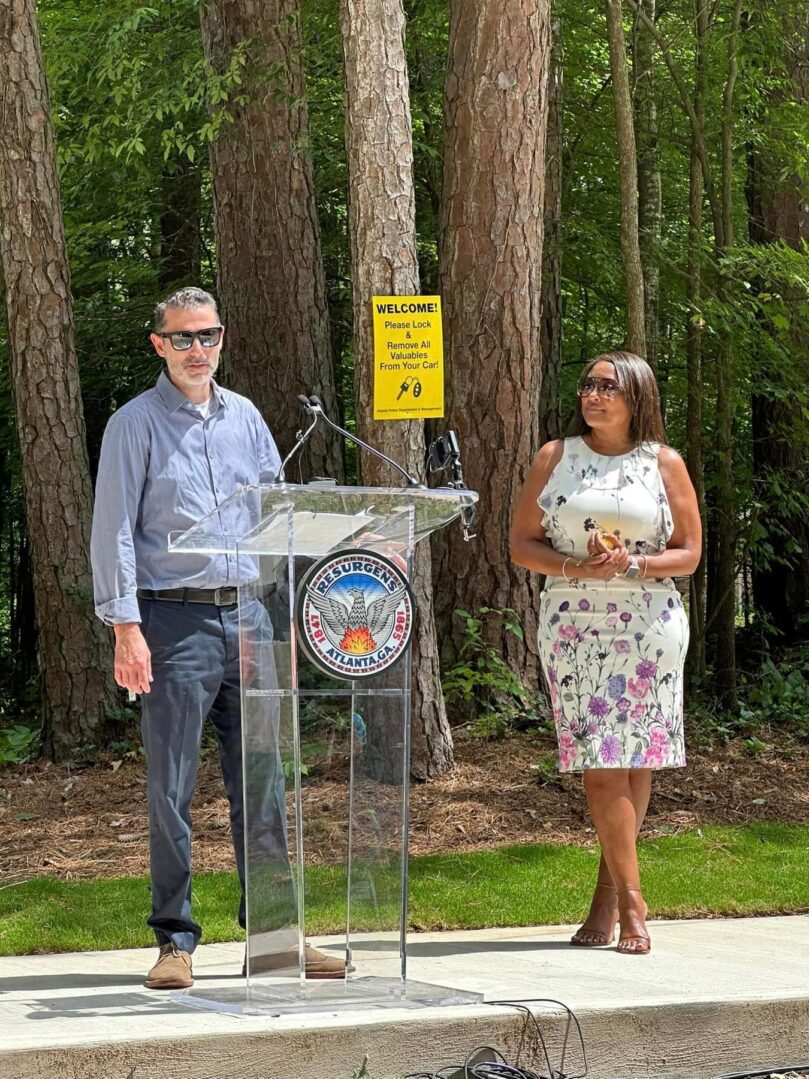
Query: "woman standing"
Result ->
[[511, 352, 701, 954]]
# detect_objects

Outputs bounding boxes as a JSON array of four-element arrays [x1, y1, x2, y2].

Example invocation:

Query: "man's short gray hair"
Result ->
[[154, 287, 219, 331]]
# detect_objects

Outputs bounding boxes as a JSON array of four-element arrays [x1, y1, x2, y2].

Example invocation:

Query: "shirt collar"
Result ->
[[156, 370, 228, 413]]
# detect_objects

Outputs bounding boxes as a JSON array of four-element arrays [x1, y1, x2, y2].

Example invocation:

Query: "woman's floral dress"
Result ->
[[537, 436, 688, 772]]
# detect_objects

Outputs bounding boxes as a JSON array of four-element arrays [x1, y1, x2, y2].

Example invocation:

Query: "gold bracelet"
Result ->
[[640, 555, 649, 579]]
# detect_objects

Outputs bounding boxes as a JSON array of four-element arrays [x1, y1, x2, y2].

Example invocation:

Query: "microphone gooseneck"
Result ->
[[308, 395, 422, 488], [277, 396, 321, 482], [280, 394, 422, 487]]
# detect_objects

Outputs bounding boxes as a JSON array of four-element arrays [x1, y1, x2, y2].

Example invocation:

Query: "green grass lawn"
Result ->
[[1, 823, 807, 956]]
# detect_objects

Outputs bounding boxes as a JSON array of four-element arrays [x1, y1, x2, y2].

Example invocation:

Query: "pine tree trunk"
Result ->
[[159, 153, 201, 291], [605, 0, 646, 356], [684, 2, 707, 685], [633, 0, 661, 370], [200, 0, 341, 478], [340, 0, 453, 780], [746, 17, 809, 641], [434, 0, 551, 684], [0, 0, 118, 756], [709, 0, 743, 710], [711, 315, 737, 708], [539, 14, 564, 444]]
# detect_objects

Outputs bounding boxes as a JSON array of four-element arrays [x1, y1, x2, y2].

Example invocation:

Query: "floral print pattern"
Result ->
[[537, 438, 688, 772]]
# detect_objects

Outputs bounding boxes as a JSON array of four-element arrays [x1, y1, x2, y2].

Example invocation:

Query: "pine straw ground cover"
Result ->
[[1, 733, 808, 885]]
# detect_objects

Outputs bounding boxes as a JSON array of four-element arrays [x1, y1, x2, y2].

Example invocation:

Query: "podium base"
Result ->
[[171, 976, 483, 1016]]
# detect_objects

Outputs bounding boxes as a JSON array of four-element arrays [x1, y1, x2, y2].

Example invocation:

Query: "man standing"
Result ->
[[91, 287, 345, 988]]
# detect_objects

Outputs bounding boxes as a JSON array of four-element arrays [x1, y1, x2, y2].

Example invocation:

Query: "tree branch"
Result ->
[[621, 0, 723, 247], [720, 0, 743, 251]]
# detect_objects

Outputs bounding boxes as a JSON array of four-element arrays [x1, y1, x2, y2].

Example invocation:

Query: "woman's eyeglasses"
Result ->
[[577, 377, 622, 400], [159, 327, 223, 351]]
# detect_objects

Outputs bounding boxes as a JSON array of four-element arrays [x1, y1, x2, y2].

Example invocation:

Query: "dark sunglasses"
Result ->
[[577, 377, 622, 400], [159, 326, 223, 351]]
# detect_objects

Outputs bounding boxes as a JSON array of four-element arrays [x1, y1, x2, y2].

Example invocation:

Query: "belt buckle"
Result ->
[[214, 587, 233, 606]]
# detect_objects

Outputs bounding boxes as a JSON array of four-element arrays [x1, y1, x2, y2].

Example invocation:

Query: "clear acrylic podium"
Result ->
[[167, 482, 481, 1015]]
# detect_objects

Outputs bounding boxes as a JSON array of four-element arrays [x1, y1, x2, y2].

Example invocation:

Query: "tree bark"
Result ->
[[159, 153, 201, 291], [632, 0, 661, 370], [539, 13, 564, 444], [340, 0, 453, 780], [709, 0, 743, 711], [684, 0, 707, 685], [605, 0, 646, 356], [200, 0, 341, 478], [435, 0, 551, 682], [746, 14, 809, 641], [0, 0, 118, 755]]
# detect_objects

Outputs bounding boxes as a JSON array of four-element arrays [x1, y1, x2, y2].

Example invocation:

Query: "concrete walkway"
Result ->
[[1, 915, 807, 1079]]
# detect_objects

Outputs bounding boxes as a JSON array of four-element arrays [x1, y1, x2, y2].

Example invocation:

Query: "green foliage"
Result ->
[[443, 608, 547, 738], [282, 752, 310, 783], [689, 643, 809, 749], [741, 654, 809, 736], [108, 737, 143, 758], [0, 725, 40, 766], [533, 752, 561, 787]]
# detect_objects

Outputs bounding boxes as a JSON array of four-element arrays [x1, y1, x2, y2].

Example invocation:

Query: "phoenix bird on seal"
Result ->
[[305, 584, 408, 655]]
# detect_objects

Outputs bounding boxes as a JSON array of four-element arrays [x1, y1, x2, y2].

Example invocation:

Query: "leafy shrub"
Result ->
[[741, 655, 809, 734], [689, 646, 809, 750], [0, 724, 40, 765], [443, 607, 549, 738], [533, 751, 561, 786]]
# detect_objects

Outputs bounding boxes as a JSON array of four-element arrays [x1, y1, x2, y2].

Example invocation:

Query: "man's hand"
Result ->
[[114, 623, 153, 694]]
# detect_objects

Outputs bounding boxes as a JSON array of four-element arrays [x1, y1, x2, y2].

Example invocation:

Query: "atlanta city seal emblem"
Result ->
[[295, 548, 414, 680]]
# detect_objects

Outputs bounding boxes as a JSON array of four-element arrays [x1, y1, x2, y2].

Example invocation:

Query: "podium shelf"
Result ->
[[168, 482, 477, 556], [244, 687, 406, 699]]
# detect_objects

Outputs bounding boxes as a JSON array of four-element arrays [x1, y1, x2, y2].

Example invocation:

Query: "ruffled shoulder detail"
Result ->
[[537, 438, 579, 529]]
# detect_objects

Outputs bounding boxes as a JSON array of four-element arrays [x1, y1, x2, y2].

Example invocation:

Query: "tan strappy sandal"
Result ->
[[616, 886, 651, 954], [570, 881, 619, 947]]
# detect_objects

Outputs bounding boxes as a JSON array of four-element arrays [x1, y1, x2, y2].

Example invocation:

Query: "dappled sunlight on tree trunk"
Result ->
[[435, 0, 551, 685], [0, 0, 117, 755], [340, 0, 453, 779]]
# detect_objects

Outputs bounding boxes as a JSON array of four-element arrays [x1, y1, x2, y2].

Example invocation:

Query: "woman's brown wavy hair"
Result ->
[[569, 351, 668, 447]]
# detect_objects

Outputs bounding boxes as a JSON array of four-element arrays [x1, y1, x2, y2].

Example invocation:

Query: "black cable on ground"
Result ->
[[486, 998, 588, 1079], [402, 998, 587, 1079]]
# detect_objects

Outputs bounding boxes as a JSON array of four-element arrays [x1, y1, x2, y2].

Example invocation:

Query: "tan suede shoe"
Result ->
[[243, 944, 354, 980], [144, 943, 193, 990]]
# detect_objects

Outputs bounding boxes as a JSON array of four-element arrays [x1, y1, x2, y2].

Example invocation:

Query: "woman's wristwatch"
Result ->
[[624, 556, 640, 580]]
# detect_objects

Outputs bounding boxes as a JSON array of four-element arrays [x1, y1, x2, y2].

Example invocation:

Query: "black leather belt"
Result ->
[[136, 587, 238, 606]]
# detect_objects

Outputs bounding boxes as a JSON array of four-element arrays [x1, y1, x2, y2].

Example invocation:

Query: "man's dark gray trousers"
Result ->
[[138, 596, 289, 954]]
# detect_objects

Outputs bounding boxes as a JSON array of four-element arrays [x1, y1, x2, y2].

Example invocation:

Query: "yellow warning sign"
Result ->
[[372, 296, 444, 420]]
